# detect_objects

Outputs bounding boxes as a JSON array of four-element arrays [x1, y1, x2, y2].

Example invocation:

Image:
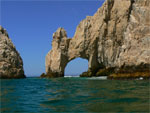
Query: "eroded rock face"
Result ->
[[117, 0, 150, 68], [0, 26, 25, 78], [45, 0, 150, 78]]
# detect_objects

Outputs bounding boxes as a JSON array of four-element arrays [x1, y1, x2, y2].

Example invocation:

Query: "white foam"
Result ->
[[64, 76, 79, 78], [64, 76, 107, 80], [139, 77, 143, 80], [88, 76, 107, 80], [136, 77, 144, 80]]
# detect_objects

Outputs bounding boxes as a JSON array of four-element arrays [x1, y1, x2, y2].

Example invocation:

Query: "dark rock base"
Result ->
[[41, 64, 150, 79], [40, 72, 64, 78], [80, 67, 115, 77], [0, 74, 26, 79], [80, 64, 150, 80], [108, 72, 150, 80]]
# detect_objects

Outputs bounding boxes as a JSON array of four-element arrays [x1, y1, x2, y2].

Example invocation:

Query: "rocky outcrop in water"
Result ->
[[44, 0, 150, 78], [0, 26, 25, 78]]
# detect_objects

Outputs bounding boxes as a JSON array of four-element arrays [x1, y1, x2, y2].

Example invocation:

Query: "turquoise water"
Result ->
[[0, 77, 150, 113]]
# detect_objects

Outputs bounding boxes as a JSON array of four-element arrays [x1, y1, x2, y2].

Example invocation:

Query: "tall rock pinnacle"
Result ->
[[0, 26, 25, 78]]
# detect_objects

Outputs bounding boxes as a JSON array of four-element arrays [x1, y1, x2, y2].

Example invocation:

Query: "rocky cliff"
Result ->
[[0, 26, 25, 78], [44, 0, 150, 79]]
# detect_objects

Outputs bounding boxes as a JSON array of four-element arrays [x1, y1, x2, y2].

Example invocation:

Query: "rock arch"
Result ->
[[45, 28, 100, 77]]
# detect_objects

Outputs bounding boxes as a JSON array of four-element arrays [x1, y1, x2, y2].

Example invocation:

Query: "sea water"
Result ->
[[0, 77, 150, 112]]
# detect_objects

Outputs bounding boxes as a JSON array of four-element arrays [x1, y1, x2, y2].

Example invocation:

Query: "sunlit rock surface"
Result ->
[[45, 0, 150, 78], [0, 26, 25, 78]]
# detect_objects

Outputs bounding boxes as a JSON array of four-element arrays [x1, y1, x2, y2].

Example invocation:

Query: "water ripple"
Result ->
[[1, 77, 150, 113]]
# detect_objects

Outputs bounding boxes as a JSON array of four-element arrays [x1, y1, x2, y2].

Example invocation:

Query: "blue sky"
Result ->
[[1, 0, 104, 77]]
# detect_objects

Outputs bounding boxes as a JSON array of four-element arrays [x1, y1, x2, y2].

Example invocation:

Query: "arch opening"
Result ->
[[64, 58, 88, 77]]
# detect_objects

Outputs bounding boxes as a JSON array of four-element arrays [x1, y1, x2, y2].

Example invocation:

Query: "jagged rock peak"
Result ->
[[53, 27, 67, 39], [0, 26, 26, 79], [0, 26, 9, 37]]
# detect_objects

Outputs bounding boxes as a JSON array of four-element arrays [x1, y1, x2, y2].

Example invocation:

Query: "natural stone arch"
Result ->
[[45, 28, 100, 77]]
